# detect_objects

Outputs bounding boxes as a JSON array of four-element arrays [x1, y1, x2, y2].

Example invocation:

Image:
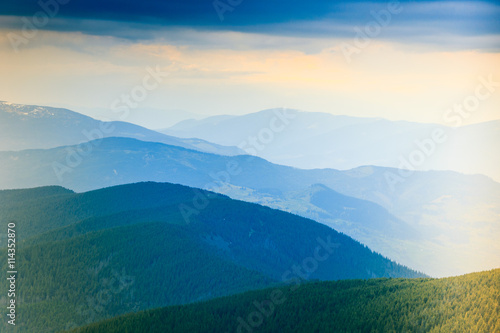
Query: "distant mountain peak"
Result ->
[[0, 102, 244, 156], [309, 183, 330, 191], [0, 101, 84, 120]]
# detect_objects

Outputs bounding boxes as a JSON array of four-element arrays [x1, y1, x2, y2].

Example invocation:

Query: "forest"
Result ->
[[0, 182, 423, 332], [72, 269, 500, 333]]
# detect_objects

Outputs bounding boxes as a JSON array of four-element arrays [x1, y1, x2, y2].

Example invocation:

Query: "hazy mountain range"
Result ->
[[1, 102, 498, 278], [0, 101, 498, 332], [73, 106, 205, 129], [161, 108, 500, 183], [0, 101, 242, 156], [1, 136, 499, 277]]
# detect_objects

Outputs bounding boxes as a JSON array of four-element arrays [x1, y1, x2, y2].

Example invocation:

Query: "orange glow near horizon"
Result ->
[[0, 28, 499, 125]]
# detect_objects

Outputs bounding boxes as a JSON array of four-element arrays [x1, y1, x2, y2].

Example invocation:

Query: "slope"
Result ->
[[71, 269, 500, 333], [0, 182, 424, 332]]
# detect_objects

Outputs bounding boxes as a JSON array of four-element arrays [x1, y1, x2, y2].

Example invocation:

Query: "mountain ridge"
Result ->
[[1, 137, 498, 277], [0, 181, 424, 332], [161, 108, 500, 182], [0, 101, 243, 156]]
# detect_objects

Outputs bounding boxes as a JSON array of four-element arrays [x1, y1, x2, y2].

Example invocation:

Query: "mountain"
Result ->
[[161, 108, 500, 182], [1, 137, 499, 277], [72, 106, 205, 130], [71, 269, 500, 333], [0, 101, 242, 156], [0, 182, 423, 332]]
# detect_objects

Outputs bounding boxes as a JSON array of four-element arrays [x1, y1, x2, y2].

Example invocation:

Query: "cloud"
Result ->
[[0, 1, 498, 124], [0, 0, 498, 49]]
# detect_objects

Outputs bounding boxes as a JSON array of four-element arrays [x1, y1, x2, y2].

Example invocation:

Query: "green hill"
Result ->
[[0, 182, 424, 332], [71, 269, 500, 333]]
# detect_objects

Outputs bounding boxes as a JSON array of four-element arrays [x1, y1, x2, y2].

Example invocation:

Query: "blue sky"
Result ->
[[0, 0, 499, 125]]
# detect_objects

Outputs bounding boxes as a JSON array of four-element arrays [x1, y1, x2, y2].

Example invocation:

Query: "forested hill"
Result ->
[[71, 269, 500, 333], [0, 182, 424, 332]]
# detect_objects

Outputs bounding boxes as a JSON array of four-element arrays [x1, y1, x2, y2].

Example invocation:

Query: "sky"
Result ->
[[0, 0, 499, 127]]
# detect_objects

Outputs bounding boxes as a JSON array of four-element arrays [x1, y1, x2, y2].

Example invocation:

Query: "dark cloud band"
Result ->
[[1, 0, 499, 45]]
